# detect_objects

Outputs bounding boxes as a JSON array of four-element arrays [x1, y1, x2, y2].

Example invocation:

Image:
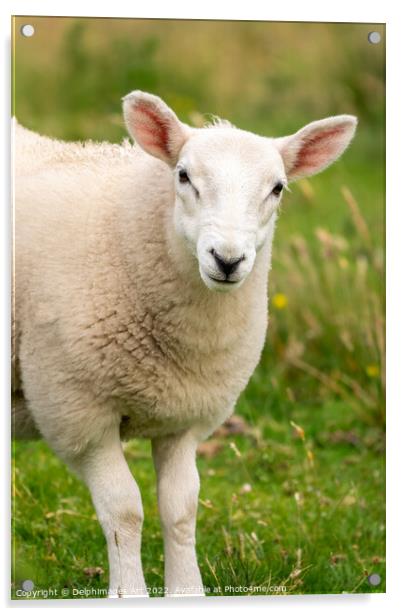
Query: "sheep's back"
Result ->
[[13, 126, 146, 425]]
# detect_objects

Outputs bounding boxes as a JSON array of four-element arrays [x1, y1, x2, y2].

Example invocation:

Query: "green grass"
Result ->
[[12, 17, 385, 599]]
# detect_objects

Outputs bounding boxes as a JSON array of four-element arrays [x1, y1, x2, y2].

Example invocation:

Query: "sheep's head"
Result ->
[[123, 91, 357, 292]]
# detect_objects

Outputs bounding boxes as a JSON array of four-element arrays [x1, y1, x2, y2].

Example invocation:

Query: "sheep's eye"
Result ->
[[179, 169, 190, 183], [272, 182, 284, 196]]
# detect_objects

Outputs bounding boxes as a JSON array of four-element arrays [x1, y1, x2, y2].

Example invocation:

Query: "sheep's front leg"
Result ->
[[152, 431, 204, 597], [71, 426, 148, 598]]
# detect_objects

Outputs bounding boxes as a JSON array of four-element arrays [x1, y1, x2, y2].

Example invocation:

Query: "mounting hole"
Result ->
[[21, 24, 35, 37], [368, 31, 381, 44], [21, 579, 34, 591], [367, 573, 381, 586]]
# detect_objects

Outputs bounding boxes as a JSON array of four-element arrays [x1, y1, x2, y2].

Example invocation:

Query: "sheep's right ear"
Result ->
[[123, 91, 191, 167], [275, 115, 358, 182]]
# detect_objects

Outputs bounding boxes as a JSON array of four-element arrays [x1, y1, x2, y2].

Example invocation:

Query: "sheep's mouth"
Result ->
[[200, 268, 245, 292], [208, 275, 239, 285]]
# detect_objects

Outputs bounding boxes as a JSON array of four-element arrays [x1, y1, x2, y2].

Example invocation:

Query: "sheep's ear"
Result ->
[[275, 115, 358, 182], [123, 91, 191, 167]]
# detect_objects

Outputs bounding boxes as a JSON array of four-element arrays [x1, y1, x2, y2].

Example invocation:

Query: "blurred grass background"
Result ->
[[12, 17, 385, 598]]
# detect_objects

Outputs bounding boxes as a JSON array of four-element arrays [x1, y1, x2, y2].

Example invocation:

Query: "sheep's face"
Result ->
[[123, 91, 357, 293], [173, 129, 286, 291]]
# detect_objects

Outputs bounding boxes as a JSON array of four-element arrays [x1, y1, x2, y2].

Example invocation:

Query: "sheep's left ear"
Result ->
[[275, 115, 358, 182], [123, 90, 192, 167]]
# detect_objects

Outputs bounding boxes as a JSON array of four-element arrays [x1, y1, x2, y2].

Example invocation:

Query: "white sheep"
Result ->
[[13, 91, 357, 598]]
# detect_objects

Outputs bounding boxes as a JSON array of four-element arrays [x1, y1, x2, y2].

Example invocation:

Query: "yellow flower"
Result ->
[[366, 365, 380, 378], [272, 293, 288, 310]]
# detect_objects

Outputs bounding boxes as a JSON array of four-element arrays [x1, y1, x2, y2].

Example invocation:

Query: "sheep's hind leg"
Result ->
[[70, 426, 148, 598], [152, 431, 204, 597]]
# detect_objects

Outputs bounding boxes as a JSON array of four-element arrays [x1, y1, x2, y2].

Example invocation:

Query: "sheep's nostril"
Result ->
[[211, 249, 245, 277]]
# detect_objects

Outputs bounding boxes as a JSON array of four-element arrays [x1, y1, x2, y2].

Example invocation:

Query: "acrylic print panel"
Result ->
[[12, 16, 385, 599]]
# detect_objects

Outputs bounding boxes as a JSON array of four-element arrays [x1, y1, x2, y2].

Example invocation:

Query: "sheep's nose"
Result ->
[[211, 249, 245, 277]]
